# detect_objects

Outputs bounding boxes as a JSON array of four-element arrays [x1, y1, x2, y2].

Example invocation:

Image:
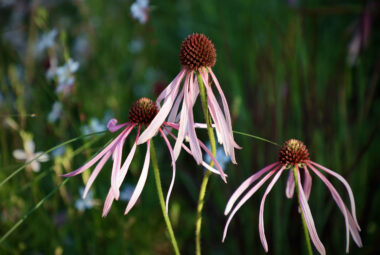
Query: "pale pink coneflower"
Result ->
[[222, 139, 362, 255], [63, 98, 226, 216], [137, 33, 240, 170]]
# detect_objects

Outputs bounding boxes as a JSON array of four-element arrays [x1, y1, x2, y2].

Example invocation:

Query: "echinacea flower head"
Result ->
[[223, 139, 362, 255], [137, 33, 240, 168], [63, 97, 226, 217]]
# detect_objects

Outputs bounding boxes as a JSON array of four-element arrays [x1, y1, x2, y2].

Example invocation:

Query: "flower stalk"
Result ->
[[195, 71, 217, 255], [151, 139, 181, 255], [292, 166, 313, 255]]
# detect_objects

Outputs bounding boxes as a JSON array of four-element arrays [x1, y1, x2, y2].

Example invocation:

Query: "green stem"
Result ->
[[292, 167, 313, 255], [150, 140, 180, 255], [232, 130, 279, 147], [195, 71, 217, 255]]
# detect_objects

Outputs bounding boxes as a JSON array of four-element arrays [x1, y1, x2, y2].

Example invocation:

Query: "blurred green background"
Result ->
[[0, 0, 379, 254]]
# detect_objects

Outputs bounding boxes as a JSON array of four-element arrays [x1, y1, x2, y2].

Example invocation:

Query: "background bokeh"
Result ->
[[1, 0, 379, 254]]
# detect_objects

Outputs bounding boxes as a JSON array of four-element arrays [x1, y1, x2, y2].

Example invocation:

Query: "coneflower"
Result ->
[[63, 97, 226, 216], [223, 139, 362, 255], [137, 33, 240, 168]]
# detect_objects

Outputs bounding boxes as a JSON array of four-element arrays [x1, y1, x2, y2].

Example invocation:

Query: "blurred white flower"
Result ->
[[75, 187, 95, 211], [204, 142, 231, 171], [35, 29, 58, 55], [120, 184, 135, 202], [48, 101, 63, 123], [13, 139, 49, 172], [55, 58, 80, 94], [130, 0, 149, 24]]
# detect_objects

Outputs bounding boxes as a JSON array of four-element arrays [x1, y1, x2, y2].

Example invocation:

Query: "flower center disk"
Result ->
[[179, 33, 217, 71], [129, 97, 158, 125], [279, 139, 310, 166]]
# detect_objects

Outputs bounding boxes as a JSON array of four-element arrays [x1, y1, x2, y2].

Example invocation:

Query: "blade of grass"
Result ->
[[0, 178, 69, 244], [233, 130, 279, 146]]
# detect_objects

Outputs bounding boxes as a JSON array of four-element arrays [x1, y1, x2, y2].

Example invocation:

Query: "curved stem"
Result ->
[[232, 130, 279, 147], [150, 139, 181, 255], [195, 71, 217, 255], [292, 167, 313, 255]]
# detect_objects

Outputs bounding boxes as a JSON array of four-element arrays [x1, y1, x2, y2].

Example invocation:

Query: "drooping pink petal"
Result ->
[[138, 71, 186, 145], [208, 67, 235, 140], [62, 127, 131, 177], [206, 91, 227, 149], [83, 151, 112, 198], [103, 140, 137, 215], [111, 136, 125, 199], [204, 93, 223, 145], [124, 140, 151, 215], [116, 125, 141, 189], [107, 119, 130, 133], [156, 69, 186, 105], [190, 72, 200, 105], [308, 163, 362, 250], [201, 68, 239, 149], [197, 136, 227, 183], [285, 169, 295, 199], [209, 93, 236, 163], [167, 87, 184, 123], [164, 125, 227, 178], [159, 128, 176, 214], [310, 161, 360, 230], [186, 74, 203, 164], [225, 162, 280, 215], [173, 73, 190, 160], [110, 124, 137, 199], [222, 169, 277, 242], [259, 168, 284, 252], [102, 189, 115, 217], [296, 167, 326, 255], [203, 75, 236, 163], [303, 165, 313, 201]]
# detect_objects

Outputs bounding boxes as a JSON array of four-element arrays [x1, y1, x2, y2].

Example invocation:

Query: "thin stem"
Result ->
[[150, 139, 180, 255], [195, 70, 217, 255], [292, 167, 313, 255], [232, 130, 279, 147]]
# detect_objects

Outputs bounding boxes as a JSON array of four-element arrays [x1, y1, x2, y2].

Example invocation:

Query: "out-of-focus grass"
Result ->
[[0, 0, 379, 254]]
